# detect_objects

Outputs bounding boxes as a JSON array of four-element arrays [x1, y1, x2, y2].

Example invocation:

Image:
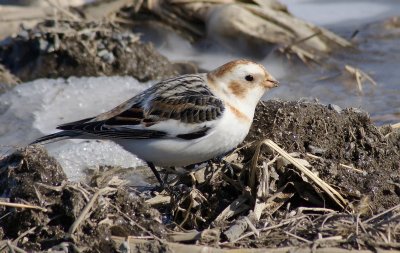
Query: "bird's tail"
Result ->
[[30, 130, 81, 145]]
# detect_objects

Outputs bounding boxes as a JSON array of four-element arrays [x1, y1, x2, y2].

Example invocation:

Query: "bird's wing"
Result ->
[[57, 74, 225, 140]]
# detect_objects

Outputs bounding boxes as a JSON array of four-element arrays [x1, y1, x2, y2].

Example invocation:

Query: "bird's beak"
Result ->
[[270, 79, 279, 87], [264, 76, 279, 88]]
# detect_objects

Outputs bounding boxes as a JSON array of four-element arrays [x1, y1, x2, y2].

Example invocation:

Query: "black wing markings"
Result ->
[[54, 74, 223, 140]]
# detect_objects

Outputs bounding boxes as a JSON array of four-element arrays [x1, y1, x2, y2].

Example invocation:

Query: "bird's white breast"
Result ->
[[115, 107, 252, 167]]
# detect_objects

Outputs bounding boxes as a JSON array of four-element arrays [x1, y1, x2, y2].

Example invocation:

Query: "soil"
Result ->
[[0, 20, 178, 82], [0, 146, 165, 252], [247, 100, 400, 212], [0, 64, 20, 94], [0, 101, 399, 252]]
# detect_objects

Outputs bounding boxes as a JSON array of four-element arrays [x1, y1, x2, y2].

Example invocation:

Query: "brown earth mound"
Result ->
[[0, 64, 20, 94], [0, 147, 165, 252], [0, 20, 178, 82], [248, 100, 400, 212], [0, 101, 399, 252]]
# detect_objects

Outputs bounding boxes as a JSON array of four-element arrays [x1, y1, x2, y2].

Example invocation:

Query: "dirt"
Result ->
[[247, 100, 400, 212], [0, 64, 20, 94], [0, 146, 166, 252], [0, 101, 399, 252], [0, 20, 178, 82]]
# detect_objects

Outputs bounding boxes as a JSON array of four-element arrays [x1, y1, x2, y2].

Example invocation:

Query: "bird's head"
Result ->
[[207, 59, 278, 110]]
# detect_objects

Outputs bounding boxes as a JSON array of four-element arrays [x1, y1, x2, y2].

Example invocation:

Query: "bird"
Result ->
[[31, 59, 279, 185]]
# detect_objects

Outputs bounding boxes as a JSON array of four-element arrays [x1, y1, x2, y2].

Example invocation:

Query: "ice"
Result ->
[[47, 140, 146, 183], [279, 0, 395, 26], [0, 76, 150, 183]]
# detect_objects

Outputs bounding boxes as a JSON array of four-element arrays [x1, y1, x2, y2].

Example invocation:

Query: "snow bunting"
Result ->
[[31, 60, 278, 183]]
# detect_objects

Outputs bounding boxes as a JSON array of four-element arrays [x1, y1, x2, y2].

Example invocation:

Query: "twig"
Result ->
[[364, 204, 400, 223], [306, 153, 323, 160], [0, 201, 47, 212], [6, 241, 27, 253], [68, 187, 115, 235], [259, 215, 308, 232], [296, 207, 336, 214], [43, 0, 81, 21], [222, 231, 255, 244], [244, 215, 260, 237], [168, 231, 201, 242], [12, 227, 37, 245], [345, 65, 377, 93], [284, 231, 311, 243], [35, 181, 66, 192], [254, 183, 295, 221], [6, 241, 15, 253], [391, 122, 400, 129], [283, 31, 322, 50], [338, 163, 365, 174], [145, 194, 171, 206], [214, 195, 249, 223]]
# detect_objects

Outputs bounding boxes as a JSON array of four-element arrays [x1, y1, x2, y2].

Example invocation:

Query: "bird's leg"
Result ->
[[146, 162, 164, 187], [212, 148, 235, 163], [211, 149, 236, 177], [162, 167, 174, 183]]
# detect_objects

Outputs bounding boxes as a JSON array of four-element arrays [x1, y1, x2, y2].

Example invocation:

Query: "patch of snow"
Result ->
[[0, 76, 151, 182]]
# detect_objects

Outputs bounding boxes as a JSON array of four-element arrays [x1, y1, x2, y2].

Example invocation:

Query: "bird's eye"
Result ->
[[245, 75, 254, 82]]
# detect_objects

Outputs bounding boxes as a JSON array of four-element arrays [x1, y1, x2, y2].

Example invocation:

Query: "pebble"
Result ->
[[97, 49, 108, 57], [39, 39, 49, 51], [349, 107, 363, 114], [19, 30, 29, 40], [328, 104, 342, 113], [307, 145, 327, 155], [98, 49, 115, 64]]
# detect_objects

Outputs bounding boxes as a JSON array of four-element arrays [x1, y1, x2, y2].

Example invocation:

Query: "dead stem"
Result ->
[[364, 204, 400, 223], [68, 187, 116, 235], [262, 139, 349, 210], [0, 201, 47, 212]]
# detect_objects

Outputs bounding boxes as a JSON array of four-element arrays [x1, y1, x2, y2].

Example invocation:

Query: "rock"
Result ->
[[328, 103, 342, 113]]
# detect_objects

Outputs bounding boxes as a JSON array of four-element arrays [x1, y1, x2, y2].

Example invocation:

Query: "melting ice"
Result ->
[[0, 76, 150, 182]]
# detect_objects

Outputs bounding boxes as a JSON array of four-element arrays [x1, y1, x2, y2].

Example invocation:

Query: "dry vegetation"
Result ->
[[1, 101, 399, 253]]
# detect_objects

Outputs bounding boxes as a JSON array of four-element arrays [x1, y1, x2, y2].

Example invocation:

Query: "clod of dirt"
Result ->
[[0, 146, 165, 252], [0, 64, 20, 94], [0, 145, 66, 202], [0, 146, 66, 245], [246, 100, 400, 212], [0, 20, 178, 82]]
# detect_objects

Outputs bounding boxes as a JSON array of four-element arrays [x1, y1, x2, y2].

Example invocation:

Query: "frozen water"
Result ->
[[279, 0, 399, 27], [47, 140, 146, 183], [0, 76, 150, 183]]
